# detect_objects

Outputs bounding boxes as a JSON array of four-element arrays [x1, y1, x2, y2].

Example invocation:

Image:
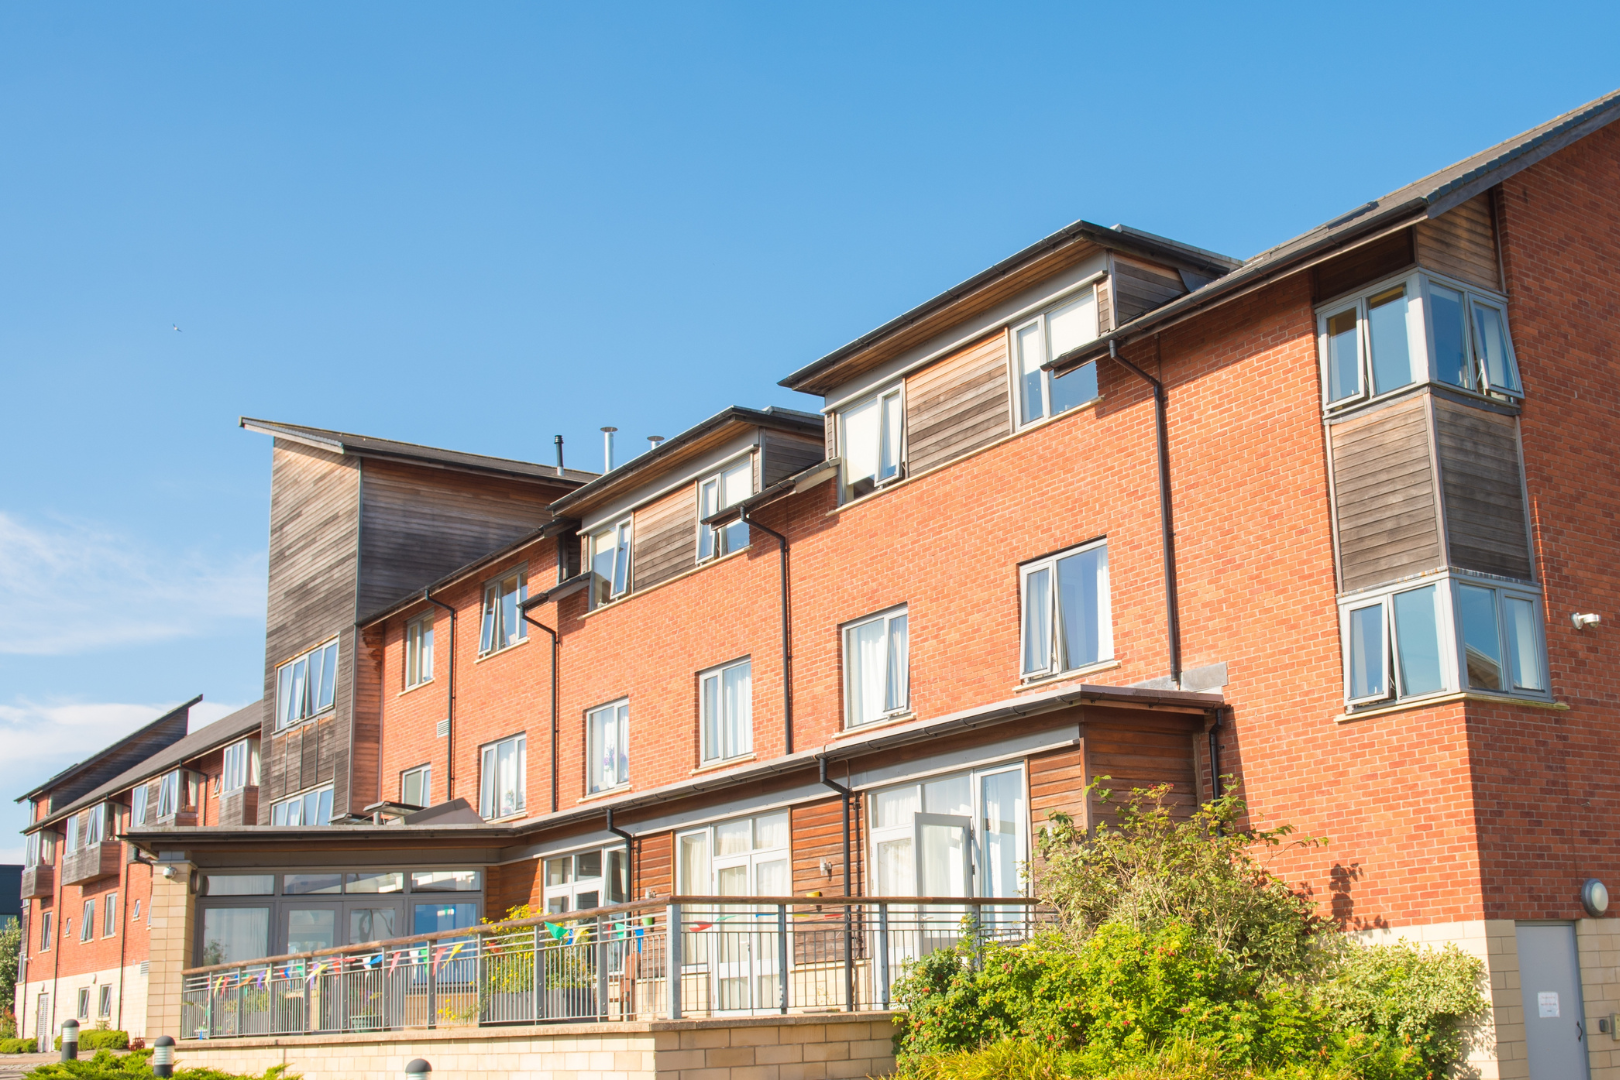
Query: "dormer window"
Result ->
[[1320, 271, 1521, 410], [840, 385, 903, 500], [698, 459, 752, 560], [1014, 289, 1100, 427], [275, 639, 339, 730], [479, 569, 528, 653], [588, 520, 632, 606]]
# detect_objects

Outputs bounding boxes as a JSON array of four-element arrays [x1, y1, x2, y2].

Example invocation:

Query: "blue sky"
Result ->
[[2, 2, 1616, 856]]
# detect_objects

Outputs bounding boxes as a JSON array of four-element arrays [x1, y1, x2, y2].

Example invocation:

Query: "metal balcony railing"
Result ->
[[180, 895, 1054, 1039]]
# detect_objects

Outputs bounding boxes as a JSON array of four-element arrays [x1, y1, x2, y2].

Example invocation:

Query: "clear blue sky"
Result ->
[[2, 2, 1616, 854]]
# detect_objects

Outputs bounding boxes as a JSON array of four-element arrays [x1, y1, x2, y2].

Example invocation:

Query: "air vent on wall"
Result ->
[[139, 961, 149, 977], [436, 719, 449, 739]]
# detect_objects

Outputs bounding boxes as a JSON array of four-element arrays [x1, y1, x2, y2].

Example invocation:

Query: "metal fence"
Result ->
[[181, 896, 1053, 1038]]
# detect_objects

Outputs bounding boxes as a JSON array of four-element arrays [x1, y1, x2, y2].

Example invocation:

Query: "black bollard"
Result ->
[[404, 1059, 432, 1080], [59, 1019, 79, 1062], [153, 1035, 175, 1078]]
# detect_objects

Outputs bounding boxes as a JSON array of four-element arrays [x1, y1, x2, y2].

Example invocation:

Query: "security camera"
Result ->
[[1573, 613, 1602, 631], [161, 865, 176, 879]]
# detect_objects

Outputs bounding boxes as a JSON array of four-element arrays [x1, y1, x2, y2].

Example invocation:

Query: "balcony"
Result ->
[[19, 864, 53, 899], [61, 841, 123, 886]]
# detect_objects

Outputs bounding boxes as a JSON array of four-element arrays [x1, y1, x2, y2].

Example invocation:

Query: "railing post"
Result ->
[[843, 900, 854, 1012], [235, 966, 244, 1037], [427, 938, 437, 1030], [532, 925, 542, 1023], [302, 961, 312, 1034], [665, 902, 682, 1020], [777, 902, 789, 1014], [596, 915, 609, 1020], [877, 902, 890, 1009], [475, 933, 485, 1027], [379, 952, 389, 1032]]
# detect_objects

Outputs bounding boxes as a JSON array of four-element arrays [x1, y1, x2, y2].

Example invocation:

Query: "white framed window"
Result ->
[[1339, 574, 1547, 708], [843, 606, 909, 728], [275, 638, 339, 730], [401, 764, 431, 808], [80, 899, 94, 941], [77, 987, 89, 1017], [65, 814, 79, 852], [405, 614, 435, 688], [155, 770, 184, 819], [698, 458, 753, 560], [542, 847, 628, 914], [222, 738, 259, 793], [1013, 289, 1101, 427], [25, 831, 54, 867], [83, 804, 108, 847], [132, 899, 141, 922], [677, 810, 790, 896], [98, 985, 112, 1017], [479, 569, 528, 654], [588, 519, 633, 606], [868, 763, 1027, 899], [103, 893, 117, 938], [1020, 540, 1112, 680], [839, 385, 904, 501], [1319, 271, 1522, 411], [586, 700, 629, 794], [479, 733, 527, 820], [39, 912, 52, 951], [270, 785, 334, 827], [130, 783, 148, 827], [699, 658, 752, 764]]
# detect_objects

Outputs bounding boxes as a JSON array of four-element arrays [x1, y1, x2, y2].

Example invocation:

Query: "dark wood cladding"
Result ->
[[356, 459, 558, 618], [632, 484, 698, 592], [1330, 396, 1443, 592], [61, 841, 122, 886], [1029, 744, 1088, 830], [1096, 276, 1114, 332], [19, 865, 52, 899], [791, 797, 856, 897], [1433, 397, 1532, 580], [1313, 230, 1415, 302], [1111, 256, 1188, 325], [905, 332, 1011, 475], [1083, 717, 1201, 829], [636, 831, 673, 898], [823, 412, 837, 458], [761, 431, 825, 488], [1415, 193, 1501, 292], [218, 787, 259, 828]]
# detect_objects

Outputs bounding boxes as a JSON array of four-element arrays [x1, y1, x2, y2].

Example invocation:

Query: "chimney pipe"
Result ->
[[648, 435, 665, 454], [601, 427, 618, 472], [554, 435, 565, 476]]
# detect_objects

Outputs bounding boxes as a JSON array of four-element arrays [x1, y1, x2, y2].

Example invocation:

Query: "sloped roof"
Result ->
[[239, 418, 598, 486], [26, 701, 264, 833], [16, 696, 198, 806]]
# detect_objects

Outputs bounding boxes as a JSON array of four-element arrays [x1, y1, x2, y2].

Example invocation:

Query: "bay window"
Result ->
[[843, 606, 909, 728], [839, 385, 903, 500], [586, 700, 629, 793], [588, 519, 632, 606], [479, 733, 526, 819], [25, 830, 53, 867], [699, 658, 752, 764], [479, 569, 527, 654], [1020, 540, 1112, 680], [699, 459, 753, 559], [222, 738, 259, 793], [1320, 271, 1521, 411], [405, 614, 434, 687], [1014, 288, 1101, 426], [156, 770, 181, 819], [1340, 574, 1546, 708], [275, 638, 339, 730]]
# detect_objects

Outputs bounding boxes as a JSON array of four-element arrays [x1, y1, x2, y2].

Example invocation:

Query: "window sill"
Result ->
[[273, 707, 335, 736], [1337, 690, 1568, 723], [397, 679, 436, 698], [578, 548, 751, 620], [577, 784, 631, 804], [828, 397, 1101, 519], [1015, 659, 1121, 693], [834, 712, 916, 738], [692, 753, 756, 776], [483, 810, 529, 824], [474, 637, 530, 663]]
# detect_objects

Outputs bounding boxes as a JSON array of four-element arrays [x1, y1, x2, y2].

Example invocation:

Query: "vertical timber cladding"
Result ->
[[903, 331, 1012, 476], [1414, 192, 1503, 292], [259, 440, 362, 824], [1432, 397, 1533, 580], [1329, 395, 1445, 592], [760, 430, 825, 488], [631, 483, 698, 592]]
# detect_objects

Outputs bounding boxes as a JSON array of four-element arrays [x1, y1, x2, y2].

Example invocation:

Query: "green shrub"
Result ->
[[53, 1032, 129, 1052], [25, 1048, 296, 1080], [893, 1037, 1357, 1079], [1, 1037, 39, 1053]]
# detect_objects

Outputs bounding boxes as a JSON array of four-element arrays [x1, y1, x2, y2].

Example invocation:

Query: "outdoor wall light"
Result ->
[[1582, 878, 1609, 917], [1573, 613, 1602, 630]]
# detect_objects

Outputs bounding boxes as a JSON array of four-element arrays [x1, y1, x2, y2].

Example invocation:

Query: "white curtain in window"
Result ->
[[842, 397, 880, 485], [1022, 568, 1051, 674], [723, 663, 752, 757], [980, 771, 1022, 898], [701, 673, 721, 761], [846, 618, 887, 726], [1046, 291, 1097, 360], [886, 614, 909, 712]]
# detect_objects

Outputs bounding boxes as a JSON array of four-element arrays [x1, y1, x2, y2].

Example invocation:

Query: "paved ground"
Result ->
[[0, 1053, 54, 1079]]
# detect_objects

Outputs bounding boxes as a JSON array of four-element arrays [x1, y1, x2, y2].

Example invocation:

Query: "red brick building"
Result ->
[[15, 89, 1620, 1079]]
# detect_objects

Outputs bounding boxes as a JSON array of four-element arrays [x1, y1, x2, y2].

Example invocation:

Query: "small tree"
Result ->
[[0, 919, 20, 1036]]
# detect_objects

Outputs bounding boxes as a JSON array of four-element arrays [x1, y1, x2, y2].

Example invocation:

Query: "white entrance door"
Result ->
[[1517, 923, 1590, 1080]]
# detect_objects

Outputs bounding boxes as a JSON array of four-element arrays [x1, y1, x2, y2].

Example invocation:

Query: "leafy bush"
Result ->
[[892, 782, 1487, 1080], [54, 1032, 129, 1052], [25, 1048, 296, 1080], [1, 1037, 39, 1053]]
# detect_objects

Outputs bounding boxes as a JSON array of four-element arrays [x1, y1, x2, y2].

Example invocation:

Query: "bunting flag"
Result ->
[[387, 950, 402, 973]]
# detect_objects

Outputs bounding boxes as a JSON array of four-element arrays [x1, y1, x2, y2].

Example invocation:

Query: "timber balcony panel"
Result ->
[[62, 841, 123, 886], [219, 787, 259, 828], [20, 865, 53, 899]]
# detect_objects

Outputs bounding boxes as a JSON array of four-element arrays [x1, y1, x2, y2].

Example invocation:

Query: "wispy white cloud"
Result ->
[[0, 698, 251, 862], [0, 512, 265, 655]]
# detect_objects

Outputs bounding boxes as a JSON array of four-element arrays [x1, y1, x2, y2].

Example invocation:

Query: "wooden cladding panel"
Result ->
[[1112, 256, 1187, 325], [1096, 276, 1113, 332], [349, 626, 385, 815], [904, 332, 1011, 475], [1416, 193, 1501, 292], [824, 412, 837, 458], [1331, 397, 1444, 592], [761, 431, 825, 488], [792, 797, 852, 897], [636, 831, 673, 898], [218, 787, 259, 828], [356, 460, 557, 618], [1314, 230, 1415, 302], [1029, 745, 1088, 832], [632, 483, 698, 591], [1084, 722, 1199, 828], [1433, 397, 1532, 580]]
